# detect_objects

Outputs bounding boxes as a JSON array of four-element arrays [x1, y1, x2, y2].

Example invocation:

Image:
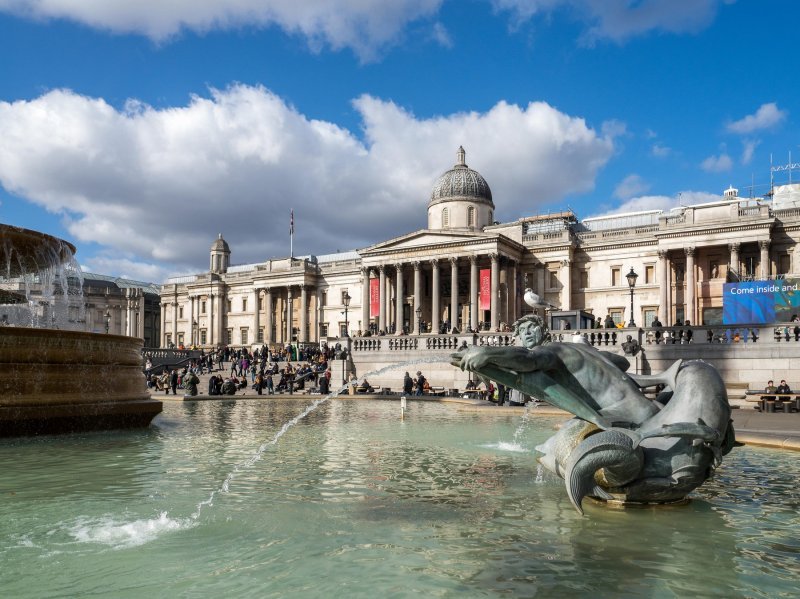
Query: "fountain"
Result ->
[[0, 224, 161, 436]]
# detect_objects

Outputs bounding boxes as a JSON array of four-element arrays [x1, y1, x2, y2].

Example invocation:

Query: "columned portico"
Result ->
[[431, 259, 440, 333], [450, 257, 458, 332], [469, 255, 478, 331], [490, 253, 499, 330]]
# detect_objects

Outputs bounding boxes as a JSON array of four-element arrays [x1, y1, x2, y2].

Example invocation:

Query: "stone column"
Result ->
[[760, 240, 771, 279], [490, 253, 500, 330], [171, 300, 178, 344], [535, 264, 545, 298], [264, 288, 273, 343], [685, 247, 696, 325], [510, 262, 518, 323], [412, 261, 422, 334], [395, 263, 404, 334], [386, 269, 393, 331], [361, 267, 370, 334], [431, 259, 440, 334], [450, 257, 458, 332], [286, 287, 293, 342], [138, 292, 145, 339], [560, 259, 571, 311], [299, 284, 308, 342], [378, 265, 387, 333], [658, 250, 669, 323], [252, 288, 260, 344], [470, 255, 479, 332], [161, 302, 167, 346], [729, 243, 740, 278]]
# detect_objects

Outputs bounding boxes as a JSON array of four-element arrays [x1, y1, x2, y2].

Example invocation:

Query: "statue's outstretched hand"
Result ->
[[450, 347, 491, 371]]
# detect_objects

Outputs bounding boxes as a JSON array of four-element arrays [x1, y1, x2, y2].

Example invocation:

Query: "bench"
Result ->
[[460, 389, 484, 400], [746, 394, 800, 413], [427, 386, 446, 396]]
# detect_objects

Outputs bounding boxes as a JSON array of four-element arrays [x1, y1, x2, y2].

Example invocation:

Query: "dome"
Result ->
[[429, 147, 493, 208], [211, 234, 230, 253]]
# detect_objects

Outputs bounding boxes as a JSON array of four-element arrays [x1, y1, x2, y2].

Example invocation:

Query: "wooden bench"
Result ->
[[427, 386, 446, 396], [746, 394, 800, 413]]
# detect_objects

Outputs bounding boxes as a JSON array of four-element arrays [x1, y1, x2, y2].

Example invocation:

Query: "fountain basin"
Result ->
[[0, 327, 161, 436]]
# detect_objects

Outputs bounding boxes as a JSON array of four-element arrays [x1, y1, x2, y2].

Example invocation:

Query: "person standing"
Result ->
[[414, 371, 426, 396], [403, 372, 413, 394], [170, 369, 178, 395]]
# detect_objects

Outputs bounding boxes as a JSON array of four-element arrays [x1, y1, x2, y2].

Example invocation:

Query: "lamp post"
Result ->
[[626, 267, 638, 327], [192, 320, 198, 347], [342, 291, 351, 338], [415, 305, 422, 335], [104, 309, 111, 334]]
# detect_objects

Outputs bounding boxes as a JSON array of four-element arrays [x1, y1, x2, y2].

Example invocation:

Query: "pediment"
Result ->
[[360, 229, 493, 255]]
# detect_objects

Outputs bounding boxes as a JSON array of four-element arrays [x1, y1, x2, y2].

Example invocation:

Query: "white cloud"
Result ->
[[651, 143, 671, 158], [741, 139, 760, 165], [0, 85, 614, 279], [594, 190, 721, 216], [0, 0, 444, 61], [726, 103, 787, 135], [613, 174, 649, 200], [431, 22, 453, 48], [701, 153, 733, 173], [492, 0, 726, 43]]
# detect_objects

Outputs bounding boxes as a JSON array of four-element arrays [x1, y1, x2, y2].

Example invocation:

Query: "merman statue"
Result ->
[[451, 289, 736, 515]]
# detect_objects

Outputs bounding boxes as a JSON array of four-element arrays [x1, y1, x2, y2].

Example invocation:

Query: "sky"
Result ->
[[0, 0, 798, 283]]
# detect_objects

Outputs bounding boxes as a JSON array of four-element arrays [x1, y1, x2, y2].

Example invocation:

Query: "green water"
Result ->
[[1, 399, 798, 598]]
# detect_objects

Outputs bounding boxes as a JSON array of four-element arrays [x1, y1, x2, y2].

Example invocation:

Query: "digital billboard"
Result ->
[[722, 277, 800, 324]]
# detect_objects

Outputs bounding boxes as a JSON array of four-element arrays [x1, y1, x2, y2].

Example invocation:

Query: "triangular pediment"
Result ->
[[360, 229, 494, 255]]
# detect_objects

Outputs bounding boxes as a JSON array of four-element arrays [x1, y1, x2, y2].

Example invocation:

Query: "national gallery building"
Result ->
[[159, 147, 800, 349]]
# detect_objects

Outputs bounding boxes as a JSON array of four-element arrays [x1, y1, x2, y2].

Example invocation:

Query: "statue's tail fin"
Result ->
[[628, 359, 682, 392]]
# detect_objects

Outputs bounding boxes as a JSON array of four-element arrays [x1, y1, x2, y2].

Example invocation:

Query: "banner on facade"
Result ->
[[480, 269, 491, 310], [723, 277, 800, 324], [370, 278, 380, 318]]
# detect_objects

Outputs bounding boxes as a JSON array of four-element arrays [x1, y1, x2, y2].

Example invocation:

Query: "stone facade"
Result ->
[[160, 149, 800, 349]]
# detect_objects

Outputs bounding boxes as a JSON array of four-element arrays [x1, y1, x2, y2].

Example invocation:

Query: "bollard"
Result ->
[[400, 395, 407, 420]]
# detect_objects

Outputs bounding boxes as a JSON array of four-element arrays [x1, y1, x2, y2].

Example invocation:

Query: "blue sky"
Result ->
[[0, 0, 796, 282]]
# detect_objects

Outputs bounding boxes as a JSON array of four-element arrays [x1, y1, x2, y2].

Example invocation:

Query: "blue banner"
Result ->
[[723, 278, 800, 324]]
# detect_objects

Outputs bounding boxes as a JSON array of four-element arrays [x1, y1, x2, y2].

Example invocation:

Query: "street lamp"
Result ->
[[626, 267, 638, 327], [104, 309, 111, 334], [415, 305, 422, 335], [192, 320, 198, 346], [342, 291, 351, 337]]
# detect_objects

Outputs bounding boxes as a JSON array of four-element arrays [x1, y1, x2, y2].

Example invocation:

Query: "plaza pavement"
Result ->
[[149, 368, 800, 451]]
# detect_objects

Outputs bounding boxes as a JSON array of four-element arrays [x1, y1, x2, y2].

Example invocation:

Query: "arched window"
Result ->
[[468, 206, 475, 227], [442, 207, 450, 228]]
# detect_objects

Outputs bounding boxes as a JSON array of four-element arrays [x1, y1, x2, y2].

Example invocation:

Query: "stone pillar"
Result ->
[[386, 269, 393, 331], [431, 259, 440, 334], [171, 301, 178, 344], [470, 255, 479, 332], [535, 264, 545, 298], [685, 247, 696, 325], [395, 264, 404, 334], [138, 292, 145, 339], [412, 261, 422, 334], [161, 302, 167, 346], [490, 253, 500, 330], [510, 262, 518, 323], [299, 284, 308, 342], [450, 257, 458, 332], [560, 259, 571, 311], [264, 288, 273, 344], [729, 243, 740, 278], [361, 267, 370, 334], [286, 287, 293, 342], [658, 250, 669, 323], [253, 288, 260, 345], [378, 265, 387, 333], [760, 240, 771, 279]]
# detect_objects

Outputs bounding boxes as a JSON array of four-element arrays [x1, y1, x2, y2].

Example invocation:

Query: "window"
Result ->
[[241, 328, 248, 345], [674, 266, 684, 284], [708, 260, 719, 279], [645, 265, 655, 284], [177, 333, 184, 345], [179, 306, 184, 319], [242, 298, 248, 312], [320, 323, 329, 337], [320, 292, 327, 307], [226, 328, 233, 345], [258, 297, 263, 311], [200, 329, 207, 345], [609, 308, 624, 326], [702, 307, 723, 326], [468, 206, 475, 227], [165, 334, 172, 346], [257, 327, 264, 343], [643, 308, 657, 327], [548, 270, 559, 289], [442, 207, 450, 228], [201, 300, 207, 314], [227, 300, 232, 313], [579, 270, 589, 289], [611, 268, 621, 287], [779, 254, 790, 276]]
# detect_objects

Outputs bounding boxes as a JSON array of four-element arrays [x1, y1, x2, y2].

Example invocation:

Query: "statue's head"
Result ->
[[513, 314, 550, 349]]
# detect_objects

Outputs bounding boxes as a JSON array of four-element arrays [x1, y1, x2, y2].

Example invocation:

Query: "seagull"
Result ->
[[523, 288, 542, 309]]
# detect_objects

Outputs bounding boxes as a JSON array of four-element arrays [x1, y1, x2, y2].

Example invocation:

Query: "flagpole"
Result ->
[[290, 209, 294, 258]]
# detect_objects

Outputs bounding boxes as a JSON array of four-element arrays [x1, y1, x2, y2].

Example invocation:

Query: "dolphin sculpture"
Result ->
[[451, 293, 735, 515]]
